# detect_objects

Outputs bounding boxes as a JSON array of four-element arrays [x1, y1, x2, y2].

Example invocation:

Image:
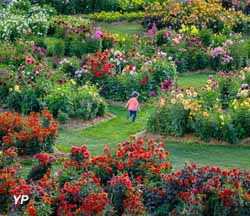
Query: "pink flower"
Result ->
[[25, 56, 35, 65], [91, 30, 103, 40], [147, 23, 157, 37], [163, 31, 172, 38]]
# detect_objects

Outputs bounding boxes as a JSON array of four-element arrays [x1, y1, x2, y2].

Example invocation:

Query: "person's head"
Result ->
[[132, 91, 139, 98]]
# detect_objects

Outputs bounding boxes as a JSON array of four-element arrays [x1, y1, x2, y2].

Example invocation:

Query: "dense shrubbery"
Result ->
[[148, 69, 250, 144], [34, 0, 160, 14], [0, 0, 55, 41], [0, 33, 107, 122], [1, 137, 250, 215], [45, 82, 106, 123], [88, 11, 144, 22], [0, 110, 57, 155], [144, 0, 250, 33]]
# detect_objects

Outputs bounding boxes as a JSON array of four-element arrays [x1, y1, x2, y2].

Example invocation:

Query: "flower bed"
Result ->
[[62, 48, 176, 101], [148, 68, 250, 144], [1, 137, 250, 215], [0, 110, 57, 155], [144, 0, 250, 33]]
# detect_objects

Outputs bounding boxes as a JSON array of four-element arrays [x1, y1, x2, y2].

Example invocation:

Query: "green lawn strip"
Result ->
[[177, 72, 214, 88], [98, 22, 144, 35], [56, 105, 154, 154], [19, 158, 63, 178], [165, 141, 250, 171]]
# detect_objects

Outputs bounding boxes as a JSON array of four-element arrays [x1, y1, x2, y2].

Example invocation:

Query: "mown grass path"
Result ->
[[56, 104, 250, 170]]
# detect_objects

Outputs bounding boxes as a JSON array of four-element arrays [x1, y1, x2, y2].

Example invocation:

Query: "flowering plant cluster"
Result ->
[[0, 110, 57, 155], [0, 0, 52, 41], [148, 69, 250, 144], [67, 47, 176, 101], [155, 162, 250, 215], [1, 137, 250, 215], [48, 16, 115, 57], [144, 0, 250, 33], [154, 25, 250, 73], [44, 81, 106, 123]]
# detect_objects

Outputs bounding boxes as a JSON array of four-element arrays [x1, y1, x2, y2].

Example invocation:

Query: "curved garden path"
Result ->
[[56, 105, 250, 171]]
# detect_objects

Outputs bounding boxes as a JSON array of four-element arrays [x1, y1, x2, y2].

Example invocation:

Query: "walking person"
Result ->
[[125, 91, 140, 122]]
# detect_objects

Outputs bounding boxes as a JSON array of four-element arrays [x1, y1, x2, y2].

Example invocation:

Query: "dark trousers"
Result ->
[[128, 110, 137, 122]]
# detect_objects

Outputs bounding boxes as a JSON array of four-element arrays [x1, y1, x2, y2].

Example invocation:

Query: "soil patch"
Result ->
[[135, 131, 250, 146], [58, 113, 116, 131]]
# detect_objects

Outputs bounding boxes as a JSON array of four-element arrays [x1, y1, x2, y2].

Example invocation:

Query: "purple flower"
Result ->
[[33, 46, 39, 52], [40, 47, 46, 53], [91, 30, 103, 40], [150, 91, 156, 97], [164, 79, 173, 88], [218, 71, 226, 76], [163, 31, 172, 38], [147, 23, 157, 37], [208, 75, 213, 79]]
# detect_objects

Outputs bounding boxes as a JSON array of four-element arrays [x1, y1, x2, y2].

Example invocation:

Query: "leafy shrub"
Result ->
[[148, 103, 189, 136], [0, 65, 15, 103], [45, 37, 65, 57], [7, 86, 44, 114], [45, 82, 106, 121], [89, 11, 144, 22]]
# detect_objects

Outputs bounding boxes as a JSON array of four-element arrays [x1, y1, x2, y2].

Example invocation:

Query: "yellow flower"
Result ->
[[171, 99, 177, 104], [70, 79, 76, 85], [219, 115, 224, 120], [176, 93, 184, 100], [203, 111, 209, 117], [0, 151, 2, 156], [14, 85, 21, 93]]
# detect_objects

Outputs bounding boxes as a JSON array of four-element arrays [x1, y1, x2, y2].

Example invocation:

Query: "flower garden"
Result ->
[[1, 0, 250, 215]]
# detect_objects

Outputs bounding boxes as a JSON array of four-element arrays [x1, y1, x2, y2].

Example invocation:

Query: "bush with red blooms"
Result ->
[[108, 173, 146, 215], [1, 138, 250, 215], [27, 153, 56, 182], [87, 50, 115, 78], [90, 136, 171, 185], [0, 147, 17, 169], [0, 110, 57, 155], [144, 162, 250, 215]]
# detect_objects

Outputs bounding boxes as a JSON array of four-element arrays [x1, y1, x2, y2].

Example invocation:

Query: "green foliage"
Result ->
[[0, 65, 15, 103], [45, 37, 65, 57], [45, 82, 106, 122], [7, 86, 44, 114], [148, 103, 189, 136], [89, 11, 144, 23]]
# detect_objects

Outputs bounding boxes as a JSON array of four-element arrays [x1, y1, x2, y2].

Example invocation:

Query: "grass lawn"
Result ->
[[56, 105, 154, 154], [20, 73, 250, 175], [177, 72, 214, 88], [165, 141, 250, 170], [98, 22, 144, 35], [55, 103, 250, 171]]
